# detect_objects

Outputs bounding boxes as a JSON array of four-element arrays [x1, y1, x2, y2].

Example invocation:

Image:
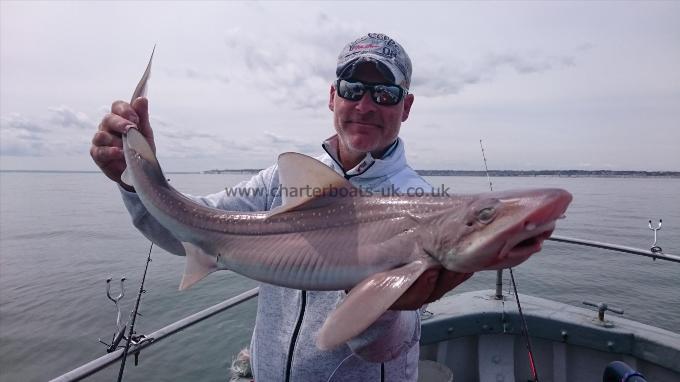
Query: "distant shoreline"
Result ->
[[0, 170, 200, 174], [2, 169, 678, 178], [417, 170, 680, 178], [202, 169, 680, 178]]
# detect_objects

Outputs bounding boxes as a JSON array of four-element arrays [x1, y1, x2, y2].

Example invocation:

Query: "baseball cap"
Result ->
[[336, 33, 412, 89]]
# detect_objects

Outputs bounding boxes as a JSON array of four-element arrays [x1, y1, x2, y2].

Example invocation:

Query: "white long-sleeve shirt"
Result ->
[[120, 136, 431, 381]]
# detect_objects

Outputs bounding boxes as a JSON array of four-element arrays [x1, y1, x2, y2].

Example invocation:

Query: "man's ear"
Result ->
[[328, 84, 336, 111], [401, 94, 414, 122]]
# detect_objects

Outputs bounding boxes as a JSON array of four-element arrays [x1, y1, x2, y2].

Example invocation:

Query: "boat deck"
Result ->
[[420, 290, 680, 382]]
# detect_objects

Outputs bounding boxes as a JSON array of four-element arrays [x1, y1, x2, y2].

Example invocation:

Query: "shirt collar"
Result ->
[[321, 135, 399, 177]]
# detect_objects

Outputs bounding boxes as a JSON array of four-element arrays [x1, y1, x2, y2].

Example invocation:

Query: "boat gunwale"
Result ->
[[420, 289, 680, 373]]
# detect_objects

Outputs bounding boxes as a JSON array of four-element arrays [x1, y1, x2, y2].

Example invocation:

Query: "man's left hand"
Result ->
[[389, 268, 473, 310]]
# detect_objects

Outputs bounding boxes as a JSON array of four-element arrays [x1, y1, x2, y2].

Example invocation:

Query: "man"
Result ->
[[91, 33, 472, 381]]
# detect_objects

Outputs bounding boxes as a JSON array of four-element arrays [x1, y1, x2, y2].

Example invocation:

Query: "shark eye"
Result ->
[[476, 207, 496, 224]]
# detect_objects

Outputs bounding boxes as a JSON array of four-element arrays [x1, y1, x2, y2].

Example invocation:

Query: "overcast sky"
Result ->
[[1, 1, 678, 172]]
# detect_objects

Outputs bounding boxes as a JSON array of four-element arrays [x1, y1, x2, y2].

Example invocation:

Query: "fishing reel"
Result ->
[[97, 277, 151, 354]]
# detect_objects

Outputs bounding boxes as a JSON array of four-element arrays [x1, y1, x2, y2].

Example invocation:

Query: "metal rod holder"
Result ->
[[648, 219, 663, 254], [99, 277, 128, 353]]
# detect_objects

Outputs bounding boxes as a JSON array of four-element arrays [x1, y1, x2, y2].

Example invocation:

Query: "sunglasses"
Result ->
[[335, 79, 407, 106]]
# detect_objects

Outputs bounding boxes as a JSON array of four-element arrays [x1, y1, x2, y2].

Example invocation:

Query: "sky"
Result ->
[[1, 1, 679, 172]]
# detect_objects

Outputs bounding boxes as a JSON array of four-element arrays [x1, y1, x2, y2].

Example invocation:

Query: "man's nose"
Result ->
[[354, 92, 377, 113]]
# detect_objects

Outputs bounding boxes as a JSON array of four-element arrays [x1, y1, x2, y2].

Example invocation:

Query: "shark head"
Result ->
[[431, 188, 572, 273]]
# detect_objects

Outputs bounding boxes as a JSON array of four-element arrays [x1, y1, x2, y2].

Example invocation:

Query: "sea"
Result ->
[[0, 172, 678, 382]]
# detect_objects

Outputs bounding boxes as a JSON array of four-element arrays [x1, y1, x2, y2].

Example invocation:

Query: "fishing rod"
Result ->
[[479, 139, 540, 382], [117, 47, 157, 380], [95, 46, 159, 381], [116, 242, 154, 382]]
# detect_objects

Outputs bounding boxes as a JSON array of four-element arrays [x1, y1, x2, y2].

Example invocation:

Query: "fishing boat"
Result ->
[[48, 235, 679, 382]]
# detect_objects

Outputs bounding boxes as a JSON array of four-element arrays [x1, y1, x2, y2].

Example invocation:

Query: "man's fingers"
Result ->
[[111, 100, 140, 125], [90, 145, 124, 165], [100, 113, 136, 135], [131, 97, 153, 138], [387, 269, 474, 310], [90, 99, 143, 186], [424, 271, 474, 304], [389, 269, 439, 310], [92, 131, 123, 148]]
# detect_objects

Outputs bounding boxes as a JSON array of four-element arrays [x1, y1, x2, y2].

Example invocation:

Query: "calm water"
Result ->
[[0, 172, 678, 381]]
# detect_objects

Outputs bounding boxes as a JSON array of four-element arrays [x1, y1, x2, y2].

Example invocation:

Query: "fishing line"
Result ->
[[479, 140, 493, 193], [117, 242, 153, 382], [509, 268, 539, 381], [479, 139, 539, 382]]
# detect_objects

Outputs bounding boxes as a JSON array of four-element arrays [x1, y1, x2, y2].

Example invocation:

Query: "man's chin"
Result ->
[[346, 138, 380, 154]]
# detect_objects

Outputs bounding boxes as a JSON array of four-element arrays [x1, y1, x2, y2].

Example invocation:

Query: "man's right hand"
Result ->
[[90, 97, 155, 191]]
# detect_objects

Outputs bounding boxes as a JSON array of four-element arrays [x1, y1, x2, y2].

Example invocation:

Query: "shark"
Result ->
[[120, 51, 573, 350]]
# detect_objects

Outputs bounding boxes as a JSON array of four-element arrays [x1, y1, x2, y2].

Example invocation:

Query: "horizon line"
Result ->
[[1, 169, 678, 176]]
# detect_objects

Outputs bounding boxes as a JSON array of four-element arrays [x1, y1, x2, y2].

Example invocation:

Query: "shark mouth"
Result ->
[[491, 221, 557, 269]]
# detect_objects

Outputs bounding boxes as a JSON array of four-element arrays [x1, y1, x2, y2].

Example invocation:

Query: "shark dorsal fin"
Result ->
[[267, 152, 357, 217]]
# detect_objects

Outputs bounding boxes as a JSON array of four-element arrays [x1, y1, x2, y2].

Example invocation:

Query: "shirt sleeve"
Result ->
[[345, 307, 421, 363], [119, 164, 278, 256]]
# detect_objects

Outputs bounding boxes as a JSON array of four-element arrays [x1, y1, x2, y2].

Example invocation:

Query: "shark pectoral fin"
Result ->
[[316, 259, 433, 350], [120, 167, 133, 188], [179, 242, 218, 291]]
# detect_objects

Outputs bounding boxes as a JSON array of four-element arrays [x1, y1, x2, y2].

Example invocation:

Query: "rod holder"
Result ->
[[648, 219, 663, 254]]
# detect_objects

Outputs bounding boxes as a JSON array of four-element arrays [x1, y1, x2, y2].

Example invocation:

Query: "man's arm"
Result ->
[[91, 96, 275, 254], [119, 165, 276, 256], [346, 269, 473, 362]]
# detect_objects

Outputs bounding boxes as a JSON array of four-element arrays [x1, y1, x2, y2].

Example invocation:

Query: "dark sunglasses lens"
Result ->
[[337, 80, 404, 105], [338, 80, 365, 101], [372, 85, 402, 105]]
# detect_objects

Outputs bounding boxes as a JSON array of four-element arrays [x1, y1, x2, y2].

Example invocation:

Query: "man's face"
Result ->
[[329, 63, 414, 158]]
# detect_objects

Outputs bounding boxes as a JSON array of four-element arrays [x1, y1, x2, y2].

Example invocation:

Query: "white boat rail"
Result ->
[[48, 288, 259, 382], [549, 235, 680, 263], [47, 236, 677, 382]]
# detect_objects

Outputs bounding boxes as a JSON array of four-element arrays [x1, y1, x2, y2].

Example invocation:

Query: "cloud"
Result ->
[[224, 16, 582, 104], [485, 52, 575, 74], [0, 104, 296, 169], [0, 130, 47, 157], [150, 116, 253, 159], [413, 49, 578, 97], [161, 66, 229, 84], [0, 113, 48, 133], [259, 131, 318, 153], [156, 127, 318, 162], [222, 13, 363, 112], [0, 113, 49, 156], [47, 106, 94, 129], [0, 106, 96, 157]]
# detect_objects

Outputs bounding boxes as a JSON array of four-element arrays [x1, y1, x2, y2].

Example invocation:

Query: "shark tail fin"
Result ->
[[131, 45, 155, 102], [316, 259, 433, 350], [179, 242, 219, 290]]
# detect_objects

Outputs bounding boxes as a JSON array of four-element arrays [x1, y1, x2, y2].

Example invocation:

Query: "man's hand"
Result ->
[[389, 268, 473, 310], [90, 97, 155, 191]]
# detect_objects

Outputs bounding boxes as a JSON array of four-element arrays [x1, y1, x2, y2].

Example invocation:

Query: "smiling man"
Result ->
[[91, 33, 472, 381]]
